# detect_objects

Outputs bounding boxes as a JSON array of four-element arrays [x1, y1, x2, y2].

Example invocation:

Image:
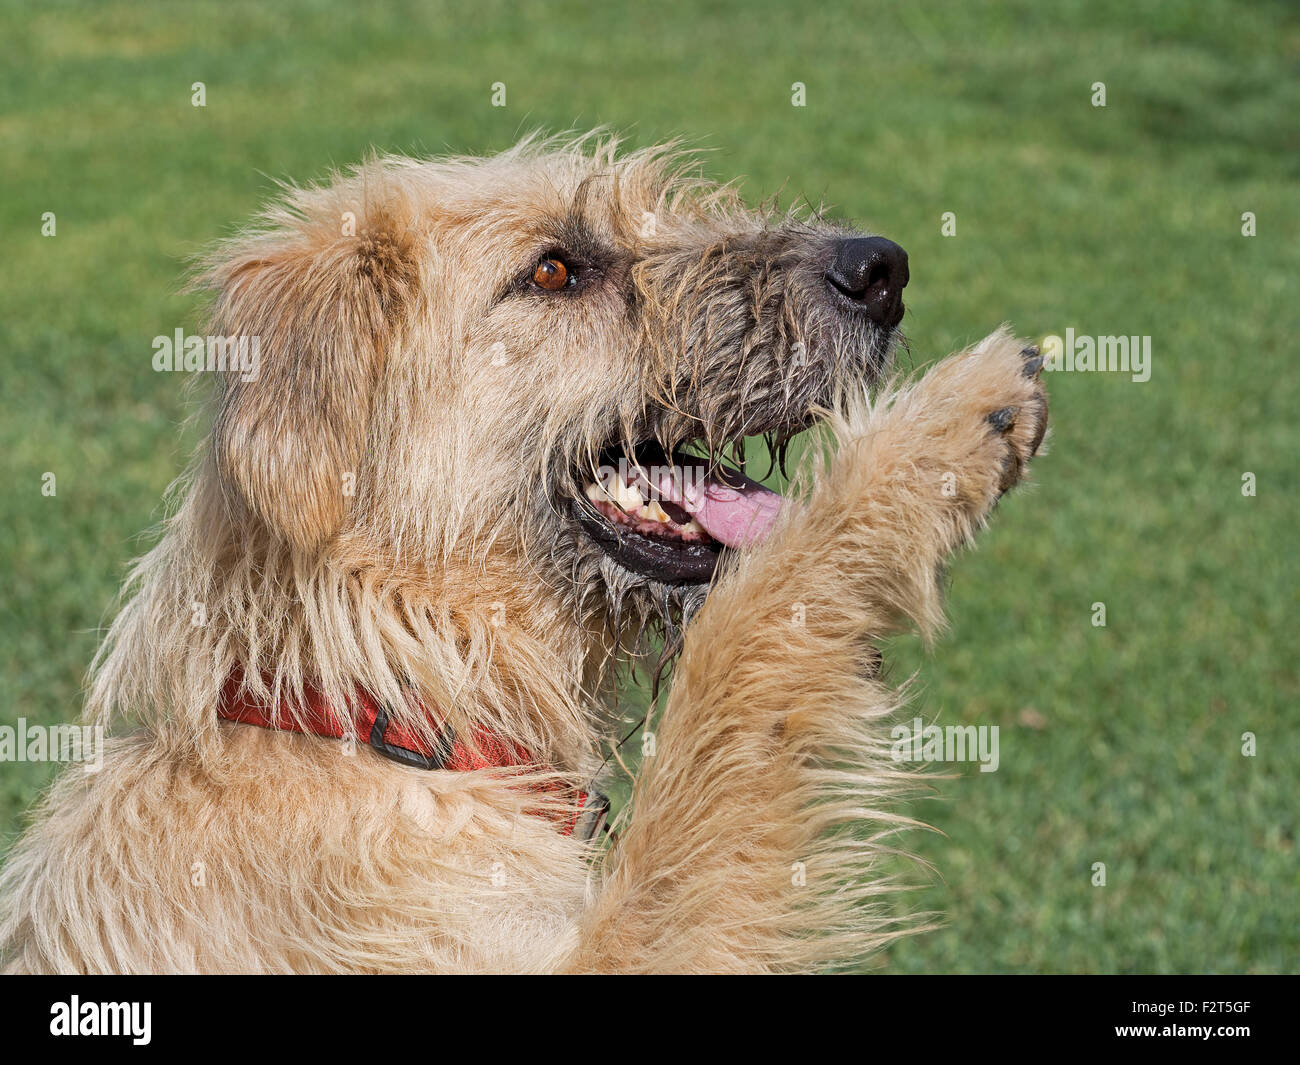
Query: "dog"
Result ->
[[0, 133, 1047, 973]]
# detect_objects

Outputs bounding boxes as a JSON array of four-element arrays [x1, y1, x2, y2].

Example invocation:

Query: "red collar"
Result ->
[[217, 672, 608, 840]]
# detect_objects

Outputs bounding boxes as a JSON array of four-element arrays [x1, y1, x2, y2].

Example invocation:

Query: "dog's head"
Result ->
[[202, 134, 906, 644]]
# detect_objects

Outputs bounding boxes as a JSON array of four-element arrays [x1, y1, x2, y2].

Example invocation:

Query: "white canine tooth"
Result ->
[[643, 501, 670, 523], [614, 474, 643, 511]]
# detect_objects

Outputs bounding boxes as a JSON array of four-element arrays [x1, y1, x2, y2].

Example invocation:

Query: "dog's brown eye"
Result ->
[[533, 258, 569, 291]]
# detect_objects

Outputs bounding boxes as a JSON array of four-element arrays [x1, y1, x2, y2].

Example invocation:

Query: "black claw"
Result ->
[[1027, 395, 1049, 456], [997, 450, 1021, 494], [1022, 354, 1044, 378], [987, 406, 1018, 432]]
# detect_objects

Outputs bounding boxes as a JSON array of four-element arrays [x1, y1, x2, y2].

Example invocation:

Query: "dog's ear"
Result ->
[[201, 196, 418, 552]]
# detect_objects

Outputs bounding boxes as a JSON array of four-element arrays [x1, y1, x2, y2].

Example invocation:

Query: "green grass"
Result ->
[[1, 0, 1296, 972]]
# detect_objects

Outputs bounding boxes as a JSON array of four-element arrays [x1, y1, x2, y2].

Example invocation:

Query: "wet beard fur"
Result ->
[[518, 474, 713, 703]]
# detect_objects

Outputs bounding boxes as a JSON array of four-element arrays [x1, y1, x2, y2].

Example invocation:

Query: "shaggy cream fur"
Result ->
[[0, 134, 1047, 973]]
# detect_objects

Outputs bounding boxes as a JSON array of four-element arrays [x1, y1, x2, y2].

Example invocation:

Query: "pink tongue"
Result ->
[[639, 457, 783, 549]]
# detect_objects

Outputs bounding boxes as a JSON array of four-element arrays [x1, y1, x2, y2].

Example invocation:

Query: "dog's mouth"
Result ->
[[570, 441, 785, 585]]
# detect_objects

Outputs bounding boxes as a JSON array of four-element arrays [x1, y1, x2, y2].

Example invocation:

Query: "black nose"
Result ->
[[825, 236, 909, 327]]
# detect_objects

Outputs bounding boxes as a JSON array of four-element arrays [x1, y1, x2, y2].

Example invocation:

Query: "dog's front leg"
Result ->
[[567, 330, 1048, 973]]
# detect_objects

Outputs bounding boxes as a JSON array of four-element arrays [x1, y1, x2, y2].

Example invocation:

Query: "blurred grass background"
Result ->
[[1, 0, 1295, 972]]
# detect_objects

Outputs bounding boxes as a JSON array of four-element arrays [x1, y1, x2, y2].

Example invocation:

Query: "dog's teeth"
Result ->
[[586, 474, 645, 513], [613, 474, 643, 511], [642, 501, 670, 523]]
